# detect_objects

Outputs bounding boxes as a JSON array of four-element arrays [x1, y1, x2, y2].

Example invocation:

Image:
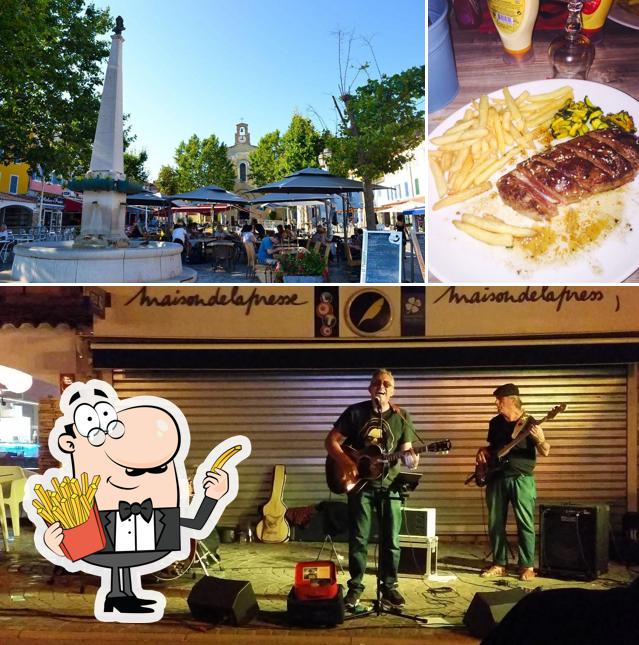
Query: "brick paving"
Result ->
[[0, 525, 633, 644]]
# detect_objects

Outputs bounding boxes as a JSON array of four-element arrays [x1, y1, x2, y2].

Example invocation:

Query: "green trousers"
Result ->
[[347, 486, 402, 592], [486, 473, 537, 568]]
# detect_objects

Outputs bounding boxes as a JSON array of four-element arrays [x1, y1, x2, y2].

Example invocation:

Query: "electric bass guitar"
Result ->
[[325, 439, 452, 495], [256, 464, 290, 543], [465, 403, 566, 487]]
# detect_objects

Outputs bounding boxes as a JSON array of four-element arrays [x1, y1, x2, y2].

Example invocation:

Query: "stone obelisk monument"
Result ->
[[12, 16, 194, 283], [75, 16, 132, 247]]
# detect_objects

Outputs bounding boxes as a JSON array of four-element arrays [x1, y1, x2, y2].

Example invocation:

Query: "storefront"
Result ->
[[74, 285, 639, 535]]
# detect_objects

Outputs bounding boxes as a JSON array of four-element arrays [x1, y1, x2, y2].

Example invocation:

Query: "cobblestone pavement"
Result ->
[[0, 526, 633, 644]]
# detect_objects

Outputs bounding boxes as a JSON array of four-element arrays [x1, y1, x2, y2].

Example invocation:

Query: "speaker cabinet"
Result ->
[[539, 504, 609, 581], [187, 576, 259, 625], [399, 507, 436, 538], [398, 537, 438, 577], [464, 589, 527, 638]]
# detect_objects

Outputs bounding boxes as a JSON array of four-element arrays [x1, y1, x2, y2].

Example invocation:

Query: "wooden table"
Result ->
[[428, 20, 639, 282]]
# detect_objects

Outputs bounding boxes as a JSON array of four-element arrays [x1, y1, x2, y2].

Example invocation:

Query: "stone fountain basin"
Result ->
[[12, 240, 196, 283]]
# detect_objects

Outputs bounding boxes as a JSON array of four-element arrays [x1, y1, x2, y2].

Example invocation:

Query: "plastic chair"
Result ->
[[0, 467, 26, 538]]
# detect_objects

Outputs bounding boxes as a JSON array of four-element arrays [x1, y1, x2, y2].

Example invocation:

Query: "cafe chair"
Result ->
[[210, 243, 235, 272], [244, 241, 257, 279], [0, 466, 27, 538]]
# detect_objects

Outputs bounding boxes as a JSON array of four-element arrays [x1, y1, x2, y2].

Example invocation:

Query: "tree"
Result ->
[[172, 134, 236, 192], [156, 165, 180, 195], [249, 115, 325, 187], [124, 149, 149, 185], [327, 64, 425, 230], [248, 130, 282, 186], [0, 0, 112, 178], [278, 114, 325, 177]]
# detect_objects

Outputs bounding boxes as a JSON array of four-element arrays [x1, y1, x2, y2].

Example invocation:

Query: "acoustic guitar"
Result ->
[[325, 440, 452, 495], [465, 403, 566, 487], [256, 464, 290, 543]]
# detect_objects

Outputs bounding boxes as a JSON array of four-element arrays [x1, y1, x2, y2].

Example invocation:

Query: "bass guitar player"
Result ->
[[476, 383, 551, 582]]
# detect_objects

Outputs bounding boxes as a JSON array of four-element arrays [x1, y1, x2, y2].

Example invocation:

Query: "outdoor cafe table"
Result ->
[[428, 20, 639, 283], [273, 246, 308, 261]]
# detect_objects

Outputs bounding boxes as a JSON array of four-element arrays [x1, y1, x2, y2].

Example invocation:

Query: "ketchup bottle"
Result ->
[[453, 0, 482, 29]]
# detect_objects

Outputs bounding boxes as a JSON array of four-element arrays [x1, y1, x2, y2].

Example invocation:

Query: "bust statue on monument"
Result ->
[[114, 16, 125, 35]]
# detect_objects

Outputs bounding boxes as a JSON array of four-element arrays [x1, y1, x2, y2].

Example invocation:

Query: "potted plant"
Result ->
[[276, 249, 328, 283]]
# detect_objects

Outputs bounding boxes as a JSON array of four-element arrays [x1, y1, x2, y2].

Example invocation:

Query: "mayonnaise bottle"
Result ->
[[488, 0, 540, 63]]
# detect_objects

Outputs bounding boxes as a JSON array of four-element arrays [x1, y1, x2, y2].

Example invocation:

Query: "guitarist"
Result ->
[[324, 369, 418, 612], [476, 383, 551, 582]]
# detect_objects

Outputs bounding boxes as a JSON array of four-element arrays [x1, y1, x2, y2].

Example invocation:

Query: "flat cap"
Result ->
[[493, 383, 519, 398]]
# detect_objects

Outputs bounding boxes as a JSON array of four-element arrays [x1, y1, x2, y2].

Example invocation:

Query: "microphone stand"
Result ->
[[346, 398, 428, 624]]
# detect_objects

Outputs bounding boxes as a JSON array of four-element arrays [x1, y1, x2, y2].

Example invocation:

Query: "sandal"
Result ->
[[480, 565, 507, 578]]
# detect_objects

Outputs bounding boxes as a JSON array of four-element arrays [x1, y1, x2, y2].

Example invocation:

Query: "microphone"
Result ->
[[374, 396, 382, 413]]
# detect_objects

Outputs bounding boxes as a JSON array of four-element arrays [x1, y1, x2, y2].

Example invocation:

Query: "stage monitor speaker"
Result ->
[[463, 589, 527, 638], [187, 576, 259, 625], [539, 504, 609, 581]]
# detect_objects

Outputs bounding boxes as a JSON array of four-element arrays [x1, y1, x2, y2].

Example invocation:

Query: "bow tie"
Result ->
[[118, 498, 153, 522]]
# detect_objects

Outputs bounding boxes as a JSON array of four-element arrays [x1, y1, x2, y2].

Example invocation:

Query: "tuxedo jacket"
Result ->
[[97, 497, 216, 553]]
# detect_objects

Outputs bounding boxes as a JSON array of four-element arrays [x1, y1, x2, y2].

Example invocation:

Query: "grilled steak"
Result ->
[[497, 129, 639, 218]]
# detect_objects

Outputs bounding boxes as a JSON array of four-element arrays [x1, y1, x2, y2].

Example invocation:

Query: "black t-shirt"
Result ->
[[335, 400, 416, 485], [487, 414, 537, 476]]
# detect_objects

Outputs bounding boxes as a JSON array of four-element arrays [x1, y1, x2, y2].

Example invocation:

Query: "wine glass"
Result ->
[[548, 0, 595, 79]]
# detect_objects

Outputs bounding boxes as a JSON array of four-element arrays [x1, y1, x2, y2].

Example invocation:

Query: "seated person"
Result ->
[[213, 223, 227, 239], [188, 223, 201, 239], [251, 218, 266, 239], [282, 224, 295, 242], [350, 228, 363, 247], [129, 223, 144, 239], [311, 225, 327, 246], [275, 224, 285, 244], [241, 223, 257, 245], [0, 224, 9, 241], [257, 234, 278, 265]]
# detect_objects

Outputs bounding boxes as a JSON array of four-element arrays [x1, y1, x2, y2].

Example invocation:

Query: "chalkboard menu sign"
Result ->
[[360, 231, 403, 283]]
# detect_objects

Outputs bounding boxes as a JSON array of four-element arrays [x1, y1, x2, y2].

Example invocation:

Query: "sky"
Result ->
[[92, 0, 426, 181]]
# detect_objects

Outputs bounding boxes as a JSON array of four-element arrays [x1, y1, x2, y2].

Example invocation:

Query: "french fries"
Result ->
[[453, 221, 513, 247], [213, 445, 242, 470], [33, 474, 100, 529], [432, 183, 493, 211], [429, 85, 574, 209], [452, 213, 539, 247]]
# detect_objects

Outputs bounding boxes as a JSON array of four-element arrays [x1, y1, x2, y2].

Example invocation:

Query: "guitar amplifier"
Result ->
[[399, 507, 436, 540], [539, 504, 609, 580]]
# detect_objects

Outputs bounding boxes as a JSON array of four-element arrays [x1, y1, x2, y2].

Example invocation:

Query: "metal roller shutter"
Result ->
[[111, 365, 627, 536]]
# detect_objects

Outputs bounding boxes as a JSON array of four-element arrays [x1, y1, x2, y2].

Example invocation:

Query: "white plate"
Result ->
[[608, 1, 639, 30], [428, 79, 639, 284]]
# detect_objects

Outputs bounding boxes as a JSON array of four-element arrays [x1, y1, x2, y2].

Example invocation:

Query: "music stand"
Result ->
[[391, 472, 422, 502]]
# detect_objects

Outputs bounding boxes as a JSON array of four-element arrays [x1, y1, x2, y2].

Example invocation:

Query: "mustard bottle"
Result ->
[[488, 0, 540, 63]]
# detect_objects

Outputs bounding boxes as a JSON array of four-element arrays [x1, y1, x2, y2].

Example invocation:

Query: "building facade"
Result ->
[[226, 122, 257, 193]]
